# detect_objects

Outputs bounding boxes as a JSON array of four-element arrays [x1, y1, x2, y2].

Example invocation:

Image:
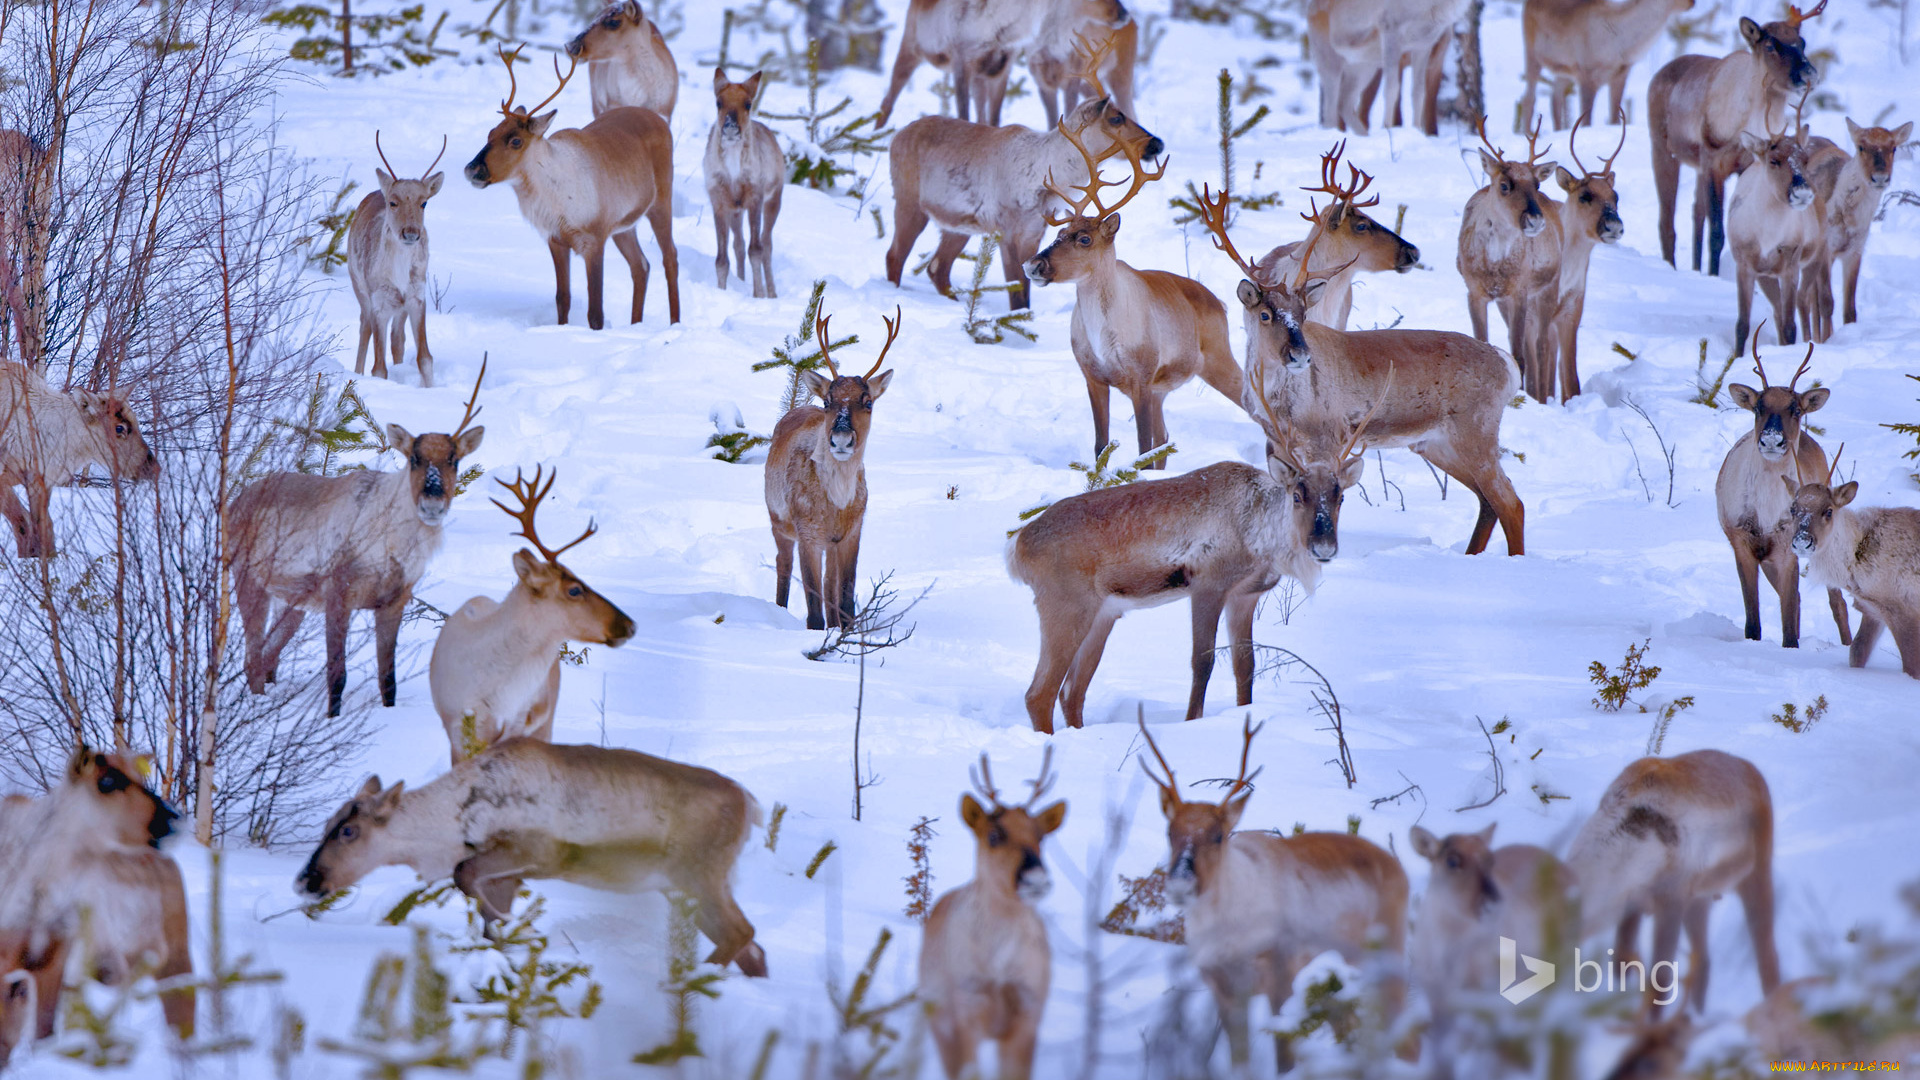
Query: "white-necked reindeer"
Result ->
[[1785, 449, 1920, 678], [704, 70, 783, 299], [349, 132, 444, 387], [919, 748, 1067, 1080], [0, 364, 158, 558], [227, 363, 485, 717], [429, 466, 634, 764]]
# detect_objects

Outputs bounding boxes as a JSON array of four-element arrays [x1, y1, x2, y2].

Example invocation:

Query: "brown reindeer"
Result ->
[[429, 467, 634, 765], [0, 131, 49, 367], [1521, 0, 1695, 131], [0, 748, 191, 1058], [1250, 142, 1419, 331], [1409, 824, 1577, 1080], [564, 0, 679, 119], [1544, 116, 1627, 401], [464, 47, 680, 329], [765, 305, 900, 631], [1376, 0, 1470, 135], [1205, 173, 1527, 556], [1308, 0, 1388, 134], [919, 748, 1067, 1080], [1566, 749, 1781, 1016], [1139, 716, 1409, 1072], [1007, 355, 1381, 733], [1714, 337, 1848, 649], [1022, 105, 1242, 465], [1729, 111, 1824, 353], [876, 0, 1076, 127], [1028, 1, 1136, 129], [886, 91, 1162, 311], [1647, 0, 1822, 276], [1786, 451, 1920, 678], [349, 132, 445, 388], [0, 364, 159, 558], [297, 738, 767, 974], [1459, 119, 1564, 403], [227, 363, 485, 718], [704, 70, 783, 299], [1803, 118, 1912, 327]]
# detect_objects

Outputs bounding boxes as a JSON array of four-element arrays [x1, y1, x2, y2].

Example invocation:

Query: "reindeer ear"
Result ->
[[1236, 279, 1264, 310], [1739, 16, 1764, 46], [621, 0, 641, 20], [1222, 790, 1250, 831], [373, 781, 406, 813], [1532, 162, 1558, 185], [357, 775, 383, 800], [1099, 212, 1123, 240], [1799, 386, 1830, 413], [960, 794, 989, 831], [712, 68, 728, 92], [455, 425, 485, 458], [1476, 822, 1498, 845], [867, 370, 893, 400], [1739, 131, 1768, 156], [1847, 117, 1865, 143], [802, 368, 833, 402], [386, 424, 414, 453], [1409, 825, 1439, 858], [68, 744, 94, 779], [1894, 121, 1914, 144], [1832, 480, 1858, 507], [424, 172, 444, 198], [742, 72, 763, 100], [1300, 278, 1329, 306], [1727, 383, 1759, 410], [1034, 800, 1068, 835], [531, 111, 558, 138], [1338, 452, 1366, 488], [511, 549, 542, 581], [1477, 149, 1503, 180], [1781, 475, 1799, 497], [1556, 165, 1577, 191]]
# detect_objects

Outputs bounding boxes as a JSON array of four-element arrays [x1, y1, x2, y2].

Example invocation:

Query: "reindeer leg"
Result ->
[[237, 569, 271, 693], [647, 198, 679, 324], [835, 522, 861, 629], [745, 201, 767, 298], [0, 478, 31, 558], [1002, 226, 1036, 311], [711, 203, 731, 290], [926, 231, 969, 298], [1465, 284, 1490, 343], [885, 198, 929, 288], [548, 239, 571, 325], [1420, 445, 1500, 555], [611, 227, 649, 325], [411, 297, 432, 388], [1731, 537, 1764, 641], [1850, 609, 1885, 669], [22, 473, 51, 558], [1558, 293, 1584, 400], [1761, 550, 1800, 648], [1738, 829, 1781, 995], [582, 237, 607, 331], [1647, 900, 1683, 1018], [382, 312, 402, 380], [354, 308, 374, 375], [1827, 587, 1852, 645], [772, 526, 795, 610], [758, 186, 781, 299], [1653, 140, 1681, 269], [1074, 337, 1111, 459], [453, 847, 529, 929], [1185, 587, 1228, 721], [155, 859, 195, 1038], [324, 578, 348, 718], [374, 591, 405, 707], [1841, 249, 1862, 324], [1129, 389, 1158, 465], [997, 1008, 1039, 1080], [1060, 607, 1121, 730], [1735, 262, 1757, 357], [1706, 170, 1729, 278], [1024, 594, 1097, 734], [679, 862, 766, 976], [1201, 964, 1255, 1069], [1227, 589, 1258, 707], [1689, 172, 1710, 274], [797, 538, 826, 631], [875, 37, 921, 127], [1681, 897, 1712, 1013]]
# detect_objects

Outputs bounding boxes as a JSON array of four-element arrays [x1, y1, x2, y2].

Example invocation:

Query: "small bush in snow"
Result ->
[[903, 815, 937, 926], [1771, 694, 1829, 734]]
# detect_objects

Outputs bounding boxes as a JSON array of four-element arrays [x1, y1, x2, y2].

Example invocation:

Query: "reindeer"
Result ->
[[1785, 450, 1920, 678], [349, 132, 445, 388], [886, 85, 1162, 310], [1566, 749, 1781, 1016], [464, 47, 680, 329], [1007, 359, 1381, 733], [0, 748, 190, 1056], [563, 0, 679, 119], [1544, 117, 1627, 401], [765, 305, 900, 631], [1376, 0, 1470, 135], [1521, 0, 1695, 131], [876, 0, 1080, 127], [1729, 106, 1824, 353], [1139, 716, 1408, 1072], [704, 70, 783, 299], [227, 362, 485, 718], [1409, 824, 1577, 1080], [1803, 117, 1912, 327], [919, 748, 1067, 1080], [296, 738, 768, 975], [1028, 1, 1136, 129], [1250, 143, 1418, 331], [0, 131, 48, 367], [1308, 0, 1384, 134], [429, 467, 634, 765], [0, 364, 158, 558], [1022, 106, 1242, 465], [1715, 337, 1848, 649], [1459, 119, 1564, 403], [1648, 0, 1823, 276], [1202, 164, 1527, 556]]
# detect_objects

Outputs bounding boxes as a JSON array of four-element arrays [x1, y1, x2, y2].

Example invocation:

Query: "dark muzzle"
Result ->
[[464, 153, 491, 189], [1396, 242, 1419, 270], [1758, 416, 1788, 456], [1143, 136, 1165, 158], [148, 799, 180, 846], [1598, 208, 1624, 243], [564, 33, 587, 58], [1311, 512, 1338, 562], [1520, 203, 1546, 237], [1024, 253, 1053, 284]]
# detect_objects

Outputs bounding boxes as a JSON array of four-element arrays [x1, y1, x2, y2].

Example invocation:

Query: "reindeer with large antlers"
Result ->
[[464, 46, 679, 328], [1201, 162, 1526, 556], [918, 748, 1067, 1080], [1459, 119, 1565, 402], [1138, 714, 1409, 1072], [1022, 93, 1242, 465], [766, 305, 901, 630], [1649, 0, 1823, 276], [349, 132, 446, 387], [1250, 142, 1418, 331], [1543, 116, 1627, 401], [1716, 336, 1849, 650], [886, 34, 1162, 311], [429, 466, 635, 764], [227, 362, 487, 718]]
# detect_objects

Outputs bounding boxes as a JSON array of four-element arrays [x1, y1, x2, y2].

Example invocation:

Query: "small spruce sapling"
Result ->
[[1009, 441, 1177, 533], [759, 39, 893, 190], [903, 816, 938, 926], [957, 235, 1037, 344], [753, 278, 859, 414], [1771, 694, 1830, 733], [633, 896, 724, 1065], [1169, 69, 1279, 224], [1880, 374, 1920, 486]]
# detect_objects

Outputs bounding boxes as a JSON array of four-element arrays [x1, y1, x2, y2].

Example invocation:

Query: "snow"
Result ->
[[9, 0, 1920, 1075]]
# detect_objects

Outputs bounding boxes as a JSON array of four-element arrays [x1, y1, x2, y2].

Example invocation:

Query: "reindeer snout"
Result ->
[[564, 33, 587, 58], [1758, 421, 1788, 457], [400, 228, 422, 245], [1166, 854, 1198, 904], [1395, 243, 1419, 271], [1311, 520, 1338, 562], [1142, 136, 1165, 158], [1791, 528, 1816, 557], [1598, 210, 1624, 243], [138, 451, 160, 481], [1788, 179, 1814, 209], [607, 610, 636, 647], [464, 154, 491, 189], [1520, 211, 1546, 238], [1024, 255, 1052, 284], [295, 861, 327, 898], [1016, 852, 1052, 902], [148, 799, 180, 847]]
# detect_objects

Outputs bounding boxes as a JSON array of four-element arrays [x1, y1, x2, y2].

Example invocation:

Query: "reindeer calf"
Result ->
[[1786, 469, 1920, 678], [1804, 117, 1912, 327], [349, 135, 445, 387], [564, 1, 679, 119], [0, 364, 158, 558], [704, 70, 783, 299]]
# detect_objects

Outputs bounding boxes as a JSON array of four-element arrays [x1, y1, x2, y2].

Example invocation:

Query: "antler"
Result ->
[[1243, 347, 1310, 476], [1293, 140, 1380, 288], [1196, 184, 1265, 284], [490, 465, 598, 564], [815, 312, 840, 378], [1219, 714, 1265, 807], [1335, 366, 1394, 463], [376, 131, 449, 179], [864, 306, 902, 379], [1474, 116, 1509, 166], [498, 45, 577, 117], [497, 44, 526, 114], [453, 354, 486, 438], [1136, 705, 1182, 805], [1023, 745, 1058, 810], [525, 53, 579, 116], [1786, 0, 1826, 27], [970, 753, 1006, 810], [1042, 107, 1167, 226], [1070, 31, 1117, 103], [1788, 342, 1814, 391], [1521, 116, 1553, 167], [1825, 442, 1844, 485], [1598, 118, 1627, 177]]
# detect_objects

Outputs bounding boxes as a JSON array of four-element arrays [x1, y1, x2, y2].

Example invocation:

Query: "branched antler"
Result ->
[[491, 465, 598, 564], [1520, 116, 1553, 166], [1785, 0, 1826, 27], [1220, 715, 1265, 806], [816, 307, 902, 380], [1750, 333, 1813, 391], [969, 746, 1057, 813], [453, 354, 486, 438], [1292, 140, 1380, 288], [1196, 183, 1264, 283], [1136, 705, 1183, 805], [1566, 114, 1626, 179], [1042, 109, 1166, 226], [497, 44, 525, 113], [1335, 367, 1393, 464], [1069, 31, 1117, 103], [498, 45, 577, 117]]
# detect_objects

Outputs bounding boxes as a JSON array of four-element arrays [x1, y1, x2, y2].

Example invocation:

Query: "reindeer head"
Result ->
[[1295, 142, 1415, 275], [1740, 0, 1822, 97], [1477, 118, 1558, 239], [78, 390, 159, 482], [566, 0, 648, 61], [1058, 96, 1163, 166], [1263, 403, 1377, 563], [1556, 115, 1625, 245], [1025, 67, 1166, 288], [296, 774, 405, 897], [1784, 446, 1854, 559], [1139, 713, 1262, 906], [712, 69, 763, 145], [386, 359, 486, 526], [465, 47, 576, 189], [1728, 339, 1826, 462], [1846, 117, 1912, 191], [492, 465, 635, 648], [1410, 824, 1502, 916], [1739, 123, 1818, 211], [805, 306, 900, 462], [960, 747, 1067, 903], [59, 744, 177, 849], [373, 131, 445, 247]]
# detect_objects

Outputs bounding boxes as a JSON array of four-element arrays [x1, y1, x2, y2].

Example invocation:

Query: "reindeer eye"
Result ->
[[115, 423, 129, 436], [97, 772, 126, 794], [1500, 182, 1512, 194], [567, 585, 583, 598], [1823, 509, 1832, 519], [1292, 491, 1304, 504], [1109, 114, 1122, 125], [988, 828, 1005, 847], [1077, 234, 1091, 246], [388, 201, 397, 209], [1353, 220, 1368, 232], [510, 137, 523, 149], [340, 824, 358, 841], [1446, 853, 1462, 870], [1259, 311, 1271, 322], [1580, 193, 1592, 203]]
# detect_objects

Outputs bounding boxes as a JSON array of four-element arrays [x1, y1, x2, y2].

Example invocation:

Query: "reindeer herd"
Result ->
[[2, 0, 1918, 1073]]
